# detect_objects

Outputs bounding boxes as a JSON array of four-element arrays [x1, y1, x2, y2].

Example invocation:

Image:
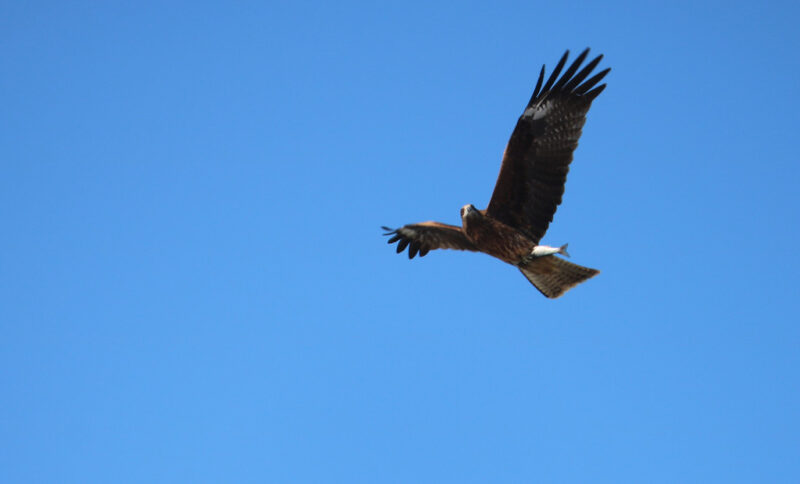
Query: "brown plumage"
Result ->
[[383, 49, 608, 298]]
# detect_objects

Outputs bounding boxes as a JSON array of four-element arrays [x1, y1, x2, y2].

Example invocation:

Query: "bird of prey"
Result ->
[[382, 49, 609, 298]]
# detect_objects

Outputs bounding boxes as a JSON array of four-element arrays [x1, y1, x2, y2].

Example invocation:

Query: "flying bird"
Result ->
[[382, 49, 609, 298]]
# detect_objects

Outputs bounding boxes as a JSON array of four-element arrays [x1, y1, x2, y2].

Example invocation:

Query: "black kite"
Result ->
[[383, 49, 609, 298]]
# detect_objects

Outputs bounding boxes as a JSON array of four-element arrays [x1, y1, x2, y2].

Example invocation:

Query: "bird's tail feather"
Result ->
[[519, 255, 598, 298]]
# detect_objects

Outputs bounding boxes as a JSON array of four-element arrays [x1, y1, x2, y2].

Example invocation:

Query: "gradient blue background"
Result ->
[[3, 1, 799, 482]]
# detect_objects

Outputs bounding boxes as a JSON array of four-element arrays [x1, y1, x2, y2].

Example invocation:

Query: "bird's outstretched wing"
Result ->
[[382, 222, 477, 259], [486, 49, 609, 244]]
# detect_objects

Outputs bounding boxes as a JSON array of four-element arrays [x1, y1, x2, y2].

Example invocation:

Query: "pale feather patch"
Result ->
[[522, 104, 549, 120]]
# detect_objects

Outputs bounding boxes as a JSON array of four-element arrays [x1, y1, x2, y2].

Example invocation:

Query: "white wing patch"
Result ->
[[522, 103, 550, 121]]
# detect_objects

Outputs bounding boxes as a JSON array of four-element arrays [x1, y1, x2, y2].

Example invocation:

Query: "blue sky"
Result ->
[[2, 1, 800, 482]]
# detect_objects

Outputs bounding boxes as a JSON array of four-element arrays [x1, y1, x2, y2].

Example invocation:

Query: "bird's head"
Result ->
[[460, 204, 480, 221]]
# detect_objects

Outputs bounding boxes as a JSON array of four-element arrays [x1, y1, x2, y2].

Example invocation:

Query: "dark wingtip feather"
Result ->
[[396, 239, 409, 253], [529, 65, 546, 104], [584, 83, 607, 101], [563, 53, 603, 92], [529, 50, 609, 106], [540, 50, 569, 94], [575, 67, 610, 95], [552, 48, 589, 92], [408, 241, 420, 259]]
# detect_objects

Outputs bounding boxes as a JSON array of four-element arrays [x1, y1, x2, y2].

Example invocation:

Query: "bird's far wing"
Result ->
[[382, 222, 477, 259], [486, 49, 609, 244]]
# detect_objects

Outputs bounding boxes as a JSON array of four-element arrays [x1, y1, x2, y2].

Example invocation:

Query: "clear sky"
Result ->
[[2, 1, 800, 482]]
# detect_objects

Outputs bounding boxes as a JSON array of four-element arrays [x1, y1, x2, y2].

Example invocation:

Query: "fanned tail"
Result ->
[[519, 255, 598, 298]]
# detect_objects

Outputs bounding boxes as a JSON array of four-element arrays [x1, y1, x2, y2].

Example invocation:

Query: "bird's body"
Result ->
[[460, 205, 533, 265], [383, 49, 609, 298]]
